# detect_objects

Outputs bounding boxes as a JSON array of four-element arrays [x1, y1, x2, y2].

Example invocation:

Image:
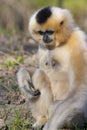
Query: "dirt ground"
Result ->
[[0, 33, 38, 130]]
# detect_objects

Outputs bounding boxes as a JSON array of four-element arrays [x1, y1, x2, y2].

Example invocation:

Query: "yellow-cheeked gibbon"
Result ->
[[17, 6, 87, 130]]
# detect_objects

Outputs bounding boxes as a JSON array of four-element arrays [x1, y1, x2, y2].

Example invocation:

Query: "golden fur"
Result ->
[[29, 7, 74, 48], [17, 6, 87, 130]]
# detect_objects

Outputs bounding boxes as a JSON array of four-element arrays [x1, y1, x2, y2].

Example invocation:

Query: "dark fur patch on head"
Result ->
[[36, 6, 52, 24]]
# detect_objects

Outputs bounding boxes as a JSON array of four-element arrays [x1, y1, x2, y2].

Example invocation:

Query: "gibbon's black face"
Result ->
[[29, 6, 74, 49], [36, 29, 55, 44]]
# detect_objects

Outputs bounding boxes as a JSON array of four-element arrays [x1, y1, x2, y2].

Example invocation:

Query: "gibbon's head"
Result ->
[[29, 6, 74, 49]]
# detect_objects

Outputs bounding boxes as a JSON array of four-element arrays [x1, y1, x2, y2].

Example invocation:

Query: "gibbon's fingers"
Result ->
[[24, 79, 40, 97], [17, 67, 40, 99]]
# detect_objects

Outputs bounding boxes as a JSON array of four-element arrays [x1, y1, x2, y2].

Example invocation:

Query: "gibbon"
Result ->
[[17, 6, 87, 130]]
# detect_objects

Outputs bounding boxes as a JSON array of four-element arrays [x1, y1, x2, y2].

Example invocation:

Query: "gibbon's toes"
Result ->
[[32, 124, 44, 130], [29, 89, 41, 101], [32, 127, 37, 130], [34, 89, 41, 96]]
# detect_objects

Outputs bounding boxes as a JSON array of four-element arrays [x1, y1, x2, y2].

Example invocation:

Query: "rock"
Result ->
[[0, 119, 6, 129]]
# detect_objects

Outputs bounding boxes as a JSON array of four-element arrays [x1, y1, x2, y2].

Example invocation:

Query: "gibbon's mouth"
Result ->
[[44, 39, 53, 44], [40, 41, 55, 50], [45, 43, 55, 50]]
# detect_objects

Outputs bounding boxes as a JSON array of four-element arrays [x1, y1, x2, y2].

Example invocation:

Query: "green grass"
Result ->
[[5, 56, 24, 68], [5, 107, 87, 130], [6, 109, 32, 130]]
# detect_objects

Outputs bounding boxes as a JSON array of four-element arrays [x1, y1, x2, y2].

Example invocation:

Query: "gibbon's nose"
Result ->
[[43, 34, 52, 43]]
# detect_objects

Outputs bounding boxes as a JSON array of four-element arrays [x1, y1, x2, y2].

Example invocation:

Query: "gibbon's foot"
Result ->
[[32, 124, 44, 130], [17, 68, 40, 100], [32, 117, 47, 130]]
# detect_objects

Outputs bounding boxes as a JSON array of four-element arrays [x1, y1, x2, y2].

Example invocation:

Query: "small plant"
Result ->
[[7, 109, 32, 130], [5, 56, 24, 68], [16, 56, 24, 63], [5, 58, 16, 68]]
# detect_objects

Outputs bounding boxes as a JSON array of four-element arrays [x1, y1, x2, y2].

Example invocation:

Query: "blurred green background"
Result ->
[[0, 0, 87, 35]]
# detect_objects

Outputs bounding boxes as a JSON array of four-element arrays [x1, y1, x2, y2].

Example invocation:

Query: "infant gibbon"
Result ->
[[17, 6, 87, 130]]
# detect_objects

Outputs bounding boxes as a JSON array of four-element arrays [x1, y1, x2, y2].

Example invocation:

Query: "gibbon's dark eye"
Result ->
[[37, 30, 44, 35], [46, 30, 55, 35], [60, 21, 64, 26]]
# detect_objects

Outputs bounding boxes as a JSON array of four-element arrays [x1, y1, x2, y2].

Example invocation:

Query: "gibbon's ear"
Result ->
[[62, 9, 74, 25]]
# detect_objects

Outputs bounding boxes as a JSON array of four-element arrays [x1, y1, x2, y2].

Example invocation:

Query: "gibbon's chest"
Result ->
[[38, 48, 59, 73], [38, 46, 70, 74], [38, 47, 70, 100]]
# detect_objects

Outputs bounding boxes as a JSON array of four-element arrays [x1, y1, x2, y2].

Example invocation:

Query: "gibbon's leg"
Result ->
[[48, 100, 63, 119], [32, 69, 53, 130], [17, 67, 40, 100], [43, 94, 86, 130], [17, 68, 53, 129]]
